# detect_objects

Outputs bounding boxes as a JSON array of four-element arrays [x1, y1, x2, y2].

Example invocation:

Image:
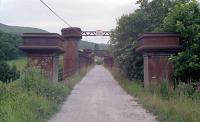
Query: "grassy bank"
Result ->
[[0, 66, 93, 122], [6, 57, 26, 71], [6, 56, 64, 71], [109, 67, 200, 122]]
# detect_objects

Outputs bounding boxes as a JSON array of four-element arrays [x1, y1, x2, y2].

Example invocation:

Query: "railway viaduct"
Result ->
[[19, 27, 181, 87]]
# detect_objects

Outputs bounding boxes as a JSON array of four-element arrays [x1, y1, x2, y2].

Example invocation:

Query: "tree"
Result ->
[[161, 0, 200, 83], [0, 61, 20, 83], [0, 31, 23, 60], [0, 49, 5, 61], [110, 0, 175, 80]]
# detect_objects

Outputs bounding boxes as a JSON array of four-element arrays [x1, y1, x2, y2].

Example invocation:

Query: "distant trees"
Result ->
[[0, 31, 23, 60], [110, 0, 200, 83], [0, 31, 21, 83]]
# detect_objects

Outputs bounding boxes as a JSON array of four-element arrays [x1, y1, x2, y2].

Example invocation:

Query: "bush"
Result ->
[[20, 67, 69, 104], [96, 60, 103, 65], [0, 31, 23, 60], [162, 0, 200, 83], [110, 68, 200, 122], [160, 80, 170, 99], [0, 81, 57, 122], [95, 57, 103, 65], [0, 61, 20, 83], [0, 67, 70, 122]]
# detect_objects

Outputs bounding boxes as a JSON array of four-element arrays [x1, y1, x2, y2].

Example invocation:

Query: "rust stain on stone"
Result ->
[[61, 27, 82, 78], [136, 32, 182, 87]]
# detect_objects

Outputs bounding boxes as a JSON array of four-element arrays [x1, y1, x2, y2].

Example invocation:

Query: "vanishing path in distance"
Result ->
[[48, 65, 157, 122]]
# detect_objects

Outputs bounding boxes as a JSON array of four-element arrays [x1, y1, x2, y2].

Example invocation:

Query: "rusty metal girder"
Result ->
[[82, 31, 111, 36]]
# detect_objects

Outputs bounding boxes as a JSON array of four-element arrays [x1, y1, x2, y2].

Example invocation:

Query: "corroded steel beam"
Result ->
[[82, 31, 111, 36]]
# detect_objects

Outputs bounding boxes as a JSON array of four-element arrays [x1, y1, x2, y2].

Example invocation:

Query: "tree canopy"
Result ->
[[110, 0, 200, 83], [0, 31, 23, 60], [161, 0, 200, 83]]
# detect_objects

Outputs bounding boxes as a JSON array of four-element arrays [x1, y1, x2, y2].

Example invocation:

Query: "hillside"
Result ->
[[0, 23, 48, 34], [79, 41, 108, 50], [0, 31, 23, 60]]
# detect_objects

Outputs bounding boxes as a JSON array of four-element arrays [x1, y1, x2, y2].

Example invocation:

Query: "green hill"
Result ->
[[0, 23, 48, 34], [79, 41, 108, 50]]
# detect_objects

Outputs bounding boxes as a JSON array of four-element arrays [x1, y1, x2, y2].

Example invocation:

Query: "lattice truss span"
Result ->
[[82, 31, 111, 36]]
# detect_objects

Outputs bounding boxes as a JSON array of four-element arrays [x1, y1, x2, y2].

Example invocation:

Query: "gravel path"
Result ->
[[48, 65, 157, 122]]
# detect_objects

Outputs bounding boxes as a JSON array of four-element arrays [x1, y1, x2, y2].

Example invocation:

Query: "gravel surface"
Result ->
[[48, 65, 157, 122]]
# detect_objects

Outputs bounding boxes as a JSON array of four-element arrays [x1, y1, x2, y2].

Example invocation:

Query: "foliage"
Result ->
[[111, 0, 200, 84], [161, 0, 200, 83], [110, 0, 175, 80], [160, 80, 170, 99], [95, 56, 104, 65], [6, 58, 27, 71], [0, 81, 57, 122], [0, 31, 23, 60], [110, 67, 200, 122], [20, 68, 69, 104], [79, 40, 108, 50], [0, 61, 20, 83], [0, 68, 68, 122], [0, 64, 92, 122]]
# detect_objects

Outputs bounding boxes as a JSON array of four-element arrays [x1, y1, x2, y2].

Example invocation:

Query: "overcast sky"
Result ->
[[0, 0, 138, 44]]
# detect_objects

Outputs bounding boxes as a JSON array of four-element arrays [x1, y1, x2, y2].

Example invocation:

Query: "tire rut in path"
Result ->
[[48, 65, 157, 122]]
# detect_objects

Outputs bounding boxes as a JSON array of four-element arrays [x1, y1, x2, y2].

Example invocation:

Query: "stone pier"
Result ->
[[61, 27, 82, 78], [19, 33, 64, 82], [136, 33, 182, 87]]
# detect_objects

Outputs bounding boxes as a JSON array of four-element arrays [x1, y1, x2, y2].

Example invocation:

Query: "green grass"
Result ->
[[109, 67, 200, 122], [6, 58, 27, 71], [6, 56, 64, 71], [0, 65, 93, 122]]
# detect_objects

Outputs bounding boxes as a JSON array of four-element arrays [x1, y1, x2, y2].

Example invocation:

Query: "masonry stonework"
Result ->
[[61, 27, 82, 78], [136, 33, 182, 87], [19, 33, 64, 82]]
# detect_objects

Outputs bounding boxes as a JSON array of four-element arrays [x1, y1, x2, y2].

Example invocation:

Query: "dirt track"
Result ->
[[48, 65, 157, 122]]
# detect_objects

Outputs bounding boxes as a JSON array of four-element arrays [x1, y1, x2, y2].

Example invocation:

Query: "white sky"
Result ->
[[0, 0, 138, 44]]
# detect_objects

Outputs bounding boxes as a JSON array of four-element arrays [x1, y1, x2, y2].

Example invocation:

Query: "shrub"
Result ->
[[0, 67, 70, 122], [162, 0, 200, 83], [160, 80, 170, 99], [20, 67, 69, 104], [0, 61, 20, 83], [110, 68, 200, 122], [0, 81, 57, 122]]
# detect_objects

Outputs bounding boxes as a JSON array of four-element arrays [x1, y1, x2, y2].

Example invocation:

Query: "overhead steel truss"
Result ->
[[82, 31, 111, 36]]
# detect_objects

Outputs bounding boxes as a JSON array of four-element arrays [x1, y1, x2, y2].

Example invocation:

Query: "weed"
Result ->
[[109, 67, 200, 122]]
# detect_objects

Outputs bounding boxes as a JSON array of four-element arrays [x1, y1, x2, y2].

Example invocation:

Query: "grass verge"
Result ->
[[6, 57, 27, 71], [108, 67, 200, 122], [0, 66, 93, 122]]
